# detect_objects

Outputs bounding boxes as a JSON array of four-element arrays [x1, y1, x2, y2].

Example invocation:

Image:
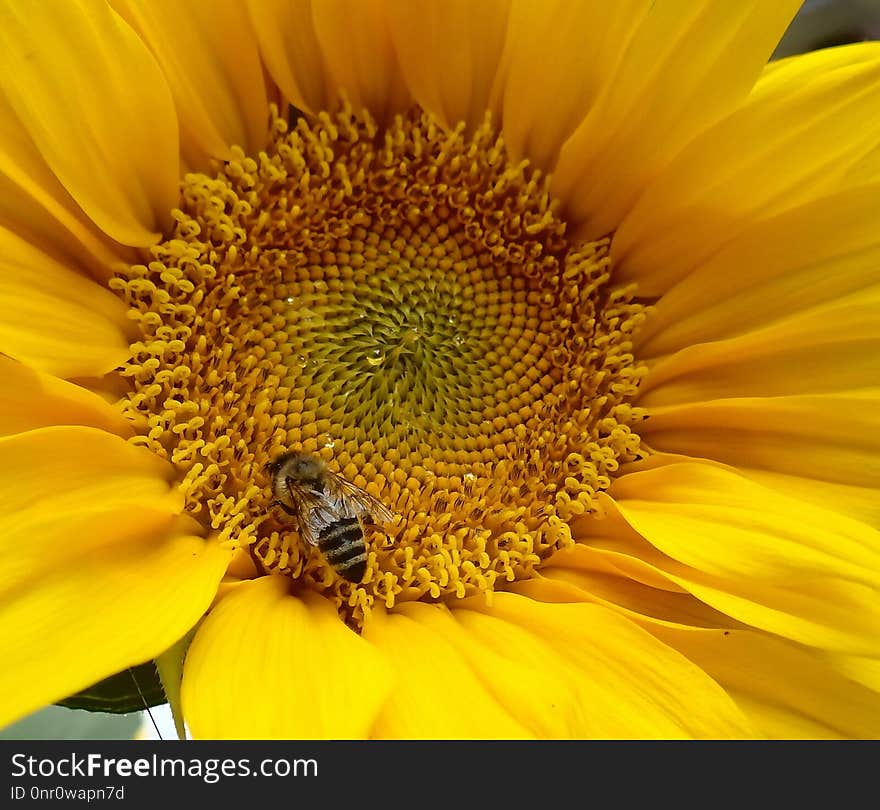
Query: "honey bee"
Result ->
[[267, 451, 394, 583]]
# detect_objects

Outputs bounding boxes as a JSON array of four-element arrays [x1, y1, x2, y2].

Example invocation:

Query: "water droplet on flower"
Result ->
[[453, 334, 465, 346], [366, 348, 384, 366]]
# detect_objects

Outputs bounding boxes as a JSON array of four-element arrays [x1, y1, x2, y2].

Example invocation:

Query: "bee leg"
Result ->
[[273, 499, 299, 517], [247, 543, 269, 576]]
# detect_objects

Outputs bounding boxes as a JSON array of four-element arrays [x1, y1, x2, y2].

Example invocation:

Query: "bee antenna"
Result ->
[[129, 666, 162, 740]]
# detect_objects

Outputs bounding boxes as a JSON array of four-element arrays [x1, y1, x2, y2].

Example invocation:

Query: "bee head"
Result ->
[[267, 451, 325, 485]]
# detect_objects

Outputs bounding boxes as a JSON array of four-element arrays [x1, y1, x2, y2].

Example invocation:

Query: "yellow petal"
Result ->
[[155, 628, 197, 740], [0, 426, 225, 727], [311, 0, 410, 123], [0, 226, 132, 378], [0, 357, 132, 437], [613, 45, 880, 294], [395, 601, 586, 739], [248, 0, 410, 122], [672, 575, 880, 659], [731, 695, 846, 739], [538, 545, 880, 738], [111, 0, 268, 170], [0, 529, 227, 729], [0, 0, 179, 246], [756, 45, 880, 198], [828, 654, 880, 694], [552, 0, 800, 239], [541, 544, 739, 630], [366, 595, 752, 738], [756, 41, 880, 104], [458, 592, 753, 738], [0, 92, 132, 281], [364, 604, 534, 739], [634, 184, 880, 358], [654, 626, 880, 739], [608, 464, 880, 655], [386, 0, 509, 131], [637, 287, 880, 404], [744, 469, 880, 533], [182, 577, 392, 739], [0, 426, 178, 586], [245, 0, 333, 116], [500, 0, 652, 173], [611, 462, 880, 588], [638, 395, 880, 505]]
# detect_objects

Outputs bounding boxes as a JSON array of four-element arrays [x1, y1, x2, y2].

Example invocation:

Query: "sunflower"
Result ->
[[1, 0, 879, 740]]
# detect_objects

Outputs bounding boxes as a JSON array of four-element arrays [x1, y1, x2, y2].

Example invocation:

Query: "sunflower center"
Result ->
[[110, 104, 649, 626]]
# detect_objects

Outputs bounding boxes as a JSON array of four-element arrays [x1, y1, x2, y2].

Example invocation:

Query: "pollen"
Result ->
[[110, 104, 650, 627]]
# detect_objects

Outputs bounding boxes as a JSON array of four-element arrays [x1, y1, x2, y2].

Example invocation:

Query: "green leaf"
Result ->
[[1, 705, 142, 740], [57, 662, 165, 714]]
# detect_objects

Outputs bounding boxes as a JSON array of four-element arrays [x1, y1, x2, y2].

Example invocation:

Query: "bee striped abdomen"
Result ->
[[317, 517, 367, 582]]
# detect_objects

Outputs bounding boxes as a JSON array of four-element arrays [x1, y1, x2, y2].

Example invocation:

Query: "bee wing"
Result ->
[[323, 469, 395, 525], [294, 511, 319, 547], [276, 480, 322, 546]]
